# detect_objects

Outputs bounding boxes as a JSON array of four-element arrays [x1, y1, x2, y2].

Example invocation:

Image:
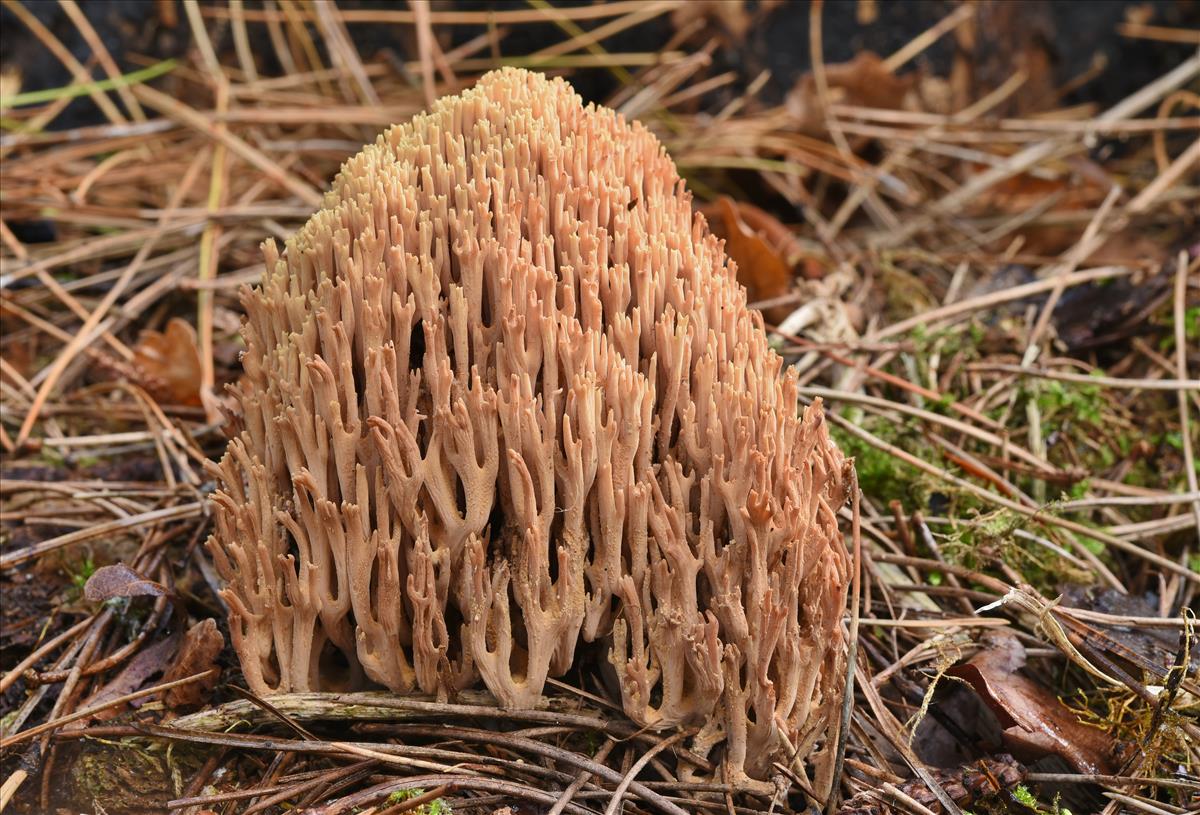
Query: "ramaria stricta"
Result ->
[[207, 67, 851, 791]]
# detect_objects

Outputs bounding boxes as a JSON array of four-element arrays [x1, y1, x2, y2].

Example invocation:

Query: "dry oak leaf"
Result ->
[[132, 316, 203, 407], [948, 630, 1119, 775]]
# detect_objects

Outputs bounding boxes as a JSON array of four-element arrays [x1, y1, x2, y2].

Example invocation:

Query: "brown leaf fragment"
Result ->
[[161, 618, 224, 708], [948, 630, 1118, 774], [730, 198, 829, 280], [155, 0, 178, 28], [73, 634, 181, 726], [966, 1, 1058, 116], [786, 51, 915, 137], [837, 753, 1027, 815], [709, 196, 796, 323], [132, 317, 203, 407], [84, 563, 168, 602], [670, 0, 751, 47]]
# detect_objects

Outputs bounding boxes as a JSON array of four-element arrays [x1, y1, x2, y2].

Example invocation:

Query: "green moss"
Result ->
[[1066, 479, 1091, 500], [39, 444, 66, 469], [385, 788, 452, 815], [1035, 379, 1104, 426], [909, 322, 980, 364], [1159, 305, 1200, 353], [1008, 376, 1161, 497], [829, 408, 931, 503], [941, 509, 1095, 591], [1011, 784, 1039, 810], [1076, 534, 1105, 556], [68, 554, 97, 597], [66, 738, 204, 812], [387, 789, 425, 805]]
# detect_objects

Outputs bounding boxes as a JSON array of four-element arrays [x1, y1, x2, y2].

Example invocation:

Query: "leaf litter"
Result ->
[[0, 1, 1198, 814]]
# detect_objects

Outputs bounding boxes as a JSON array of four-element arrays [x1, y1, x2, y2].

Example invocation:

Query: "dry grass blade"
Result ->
[[2, 0, 126, 124]]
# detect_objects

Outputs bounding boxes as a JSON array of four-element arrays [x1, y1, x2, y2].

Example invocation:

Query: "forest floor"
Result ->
[[0, 3, 1198, 815]]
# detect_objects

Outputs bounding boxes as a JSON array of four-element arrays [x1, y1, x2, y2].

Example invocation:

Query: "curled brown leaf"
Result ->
[[132, 317, 203, 407], [785, 51, 915, 138], [83, 563, 169, 602], [948, 630, 1119, 775], [161, 618, 224, 708], [702, 197, 831, 325]]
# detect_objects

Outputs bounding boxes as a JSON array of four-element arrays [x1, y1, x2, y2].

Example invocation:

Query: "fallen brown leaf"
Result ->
[[670, 0, 751, 47], [706, 197, 797, 324], [161, 618, 224, 708], [786, 51, 915, 137], [84, 563, 169, 602], [73, 635, 180, 725], [948, 629, 1119, 774], [132, 317, 203, 407], [725, 198, 828, 281], [968, 162, 1108, 219]]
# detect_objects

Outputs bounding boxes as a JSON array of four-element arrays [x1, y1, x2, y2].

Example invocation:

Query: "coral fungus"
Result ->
[[208, 67, 850, 789]]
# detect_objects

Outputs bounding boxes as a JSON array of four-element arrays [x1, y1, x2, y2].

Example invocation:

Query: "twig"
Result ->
[[197, 76, 229, 423], [0, 616, 94, 696], [1128, 136, 1200, 213], [871, 266, 1138, 340], [1171, 251, 1200, 547], [0, 501, 204, 569], [0, 670, 212, 749], [828, 467, 861, 815], [603, 731, 690, 815], [965, 363, 1200, 392], [410, 0, 437, 108], [549, 739, 616, 815], [229, 0, 258, 81]]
